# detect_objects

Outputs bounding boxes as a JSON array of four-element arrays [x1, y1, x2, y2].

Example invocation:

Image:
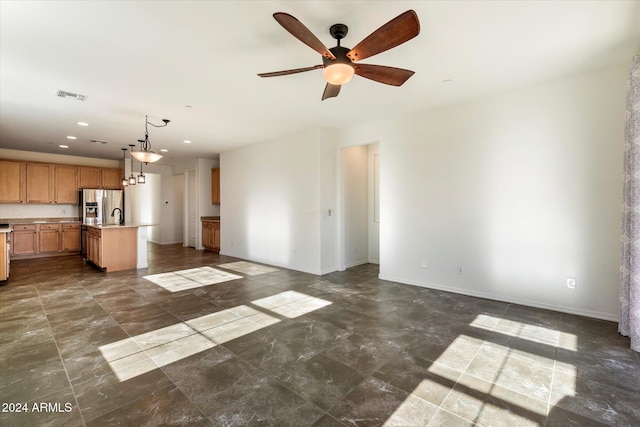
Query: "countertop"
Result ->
[[0, 218, 82, 225], [0, 228, 11, 234], [201, 216, 220, 221]]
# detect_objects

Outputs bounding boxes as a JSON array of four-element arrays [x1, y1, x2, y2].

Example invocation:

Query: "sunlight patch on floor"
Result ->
[[218, 261, 279, 276], [143, 266, 242, 292], [99, 291, 330, 382], [251, 290, 332, 318], [470, 313, 577, 350], [388, 316, 579, 426]]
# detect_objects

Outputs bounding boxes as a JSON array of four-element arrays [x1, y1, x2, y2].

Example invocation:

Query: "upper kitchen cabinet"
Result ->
[[26, 162, 53, 203], [211, 168, 220, 204], [101, 168, 122, 189], [0, 160, 26, 203], [54, 165, 79, 204], [79, 167, 102, 188], [79, 167, 122, 189], [26, 163, 79, 204]]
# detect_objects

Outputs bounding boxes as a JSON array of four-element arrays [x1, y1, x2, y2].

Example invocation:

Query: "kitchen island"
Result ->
[[85, 224, 138, 272], [0, 227, 11, 281]]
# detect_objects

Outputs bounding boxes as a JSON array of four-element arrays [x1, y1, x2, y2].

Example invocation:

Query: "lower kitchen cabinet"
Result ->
[[11, 224, 38, 256], [202, 220, 220, 253], [62, 223, 81, 251], [39, 224, 60, 254], [11, 222, 81, 259]]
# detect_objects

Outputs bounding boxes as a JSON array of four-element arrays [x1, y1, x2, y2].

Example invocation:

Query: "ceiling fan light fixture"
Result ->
[[323, 63, 354, 85]]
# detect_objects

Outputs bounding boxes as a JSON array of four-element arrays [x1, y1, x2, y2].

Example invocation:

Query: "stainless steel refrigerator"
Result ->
[[81, 189, 124, 225]]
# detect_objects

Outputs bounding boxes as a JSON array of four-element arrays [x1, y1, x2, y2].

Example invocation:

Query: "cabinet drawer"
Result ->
[[14, 224, 36, 231], [62, 223, 80, 230], [40, 224, 60, 230]]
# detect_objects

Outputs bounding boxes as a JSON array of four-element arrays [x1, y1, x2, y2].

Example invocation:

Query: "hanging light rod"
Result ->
[[131, 115, 169, 164]]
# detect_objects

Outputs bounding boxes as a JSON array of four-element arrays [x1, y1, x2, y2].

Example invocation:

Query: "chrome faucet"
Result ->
[[110, 207, 123, 225]]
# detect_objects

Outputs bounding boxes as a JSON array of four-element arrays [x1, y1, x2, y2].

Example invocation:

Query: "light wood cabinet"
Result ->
[[79, 167, 102, 188], [26, 163, 53, 204], [39, 224, 60, 254], [1, 160, 121, 203], [11, 224, 38, 256], [0, 160, 26, 203], [211, 168, 220, 204], [62, 223, 81, 251], [86, 226, 137, 271], [11, 222, 81, 259], [79, 166, 122, 189], [0, 233, 7, 281], [54, 165, 79, 204], [102, 168, 122, 189], [202, 220, 220, 253]]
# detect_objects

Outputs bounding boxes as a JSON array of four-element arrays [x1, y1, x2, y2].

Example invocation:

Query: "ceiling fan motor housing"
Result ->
[[323, 46, 351, 67]]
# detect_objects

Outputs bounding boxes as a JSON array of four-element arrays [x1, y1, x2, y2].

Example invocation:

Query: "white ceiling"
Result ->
[[1, 1, 638, 164]]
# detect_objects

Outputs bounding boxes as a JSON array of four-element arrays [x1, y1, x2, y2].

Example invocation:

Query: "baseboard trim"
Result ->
[[378, 274, 618, 322]]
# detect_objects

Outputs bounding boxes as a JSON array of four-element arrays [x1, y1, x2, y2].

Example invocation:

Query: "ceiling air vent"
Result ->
[[90, 139, 108, 145], [56, 90, 88, 101]]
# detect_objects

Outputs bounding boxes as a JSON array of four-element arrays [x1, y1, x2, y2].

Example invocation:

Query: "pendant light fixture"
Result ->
[[128, 144, 137, 185], [131, 115, 169, 164], [121, 148, 129, 187], [137, 159, 146, 184]]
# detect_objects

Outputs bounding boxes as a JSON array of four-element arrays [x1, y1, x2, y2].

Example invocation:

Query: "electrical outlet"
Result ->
[[566, 277, 577, 290], [457, 266, 463, 274], [420, 260, 427, 269]]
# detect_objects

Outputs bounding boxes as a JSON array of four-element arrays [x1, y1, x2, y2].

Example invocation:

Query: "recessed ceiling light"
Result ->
[[59, 145, 69, 149], [66, 135, 77, 140], [161, 149, 168, 152], [183, 140, 191, 144], [77, 121, 89, 126]]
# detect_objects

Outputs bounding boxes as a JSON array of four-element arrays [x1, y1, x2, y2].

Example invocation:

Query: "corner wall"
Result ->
[[220, 129, 335, 275]]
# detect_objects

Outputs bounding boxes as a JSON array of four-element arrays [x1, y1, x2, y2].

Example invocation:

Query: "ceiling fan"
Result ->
[[258, 10, 420, 100]]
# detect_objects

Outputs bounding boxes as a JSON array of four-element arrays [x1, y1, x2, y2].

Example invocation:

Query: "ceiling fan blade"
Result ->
[[353, 64, 415, 86], [258, 65, 323, 78], [273, 13, 336, 60], [322, 83, 341, 100], [346, 10, 419, 62]]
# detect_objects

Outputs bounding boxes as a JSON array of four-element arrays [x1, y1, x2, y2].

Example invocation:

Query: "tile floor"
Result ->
[[0, 244, 639, 426]]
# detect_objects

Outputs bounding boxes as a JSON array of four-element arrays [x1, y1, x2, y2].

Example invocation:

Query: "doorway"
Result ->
[[341, 142, 380, 269]]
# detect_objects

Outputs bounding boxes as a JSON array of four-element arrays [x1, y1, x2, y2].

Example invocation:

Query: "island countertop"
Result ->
[[84, 223, 158, 229]]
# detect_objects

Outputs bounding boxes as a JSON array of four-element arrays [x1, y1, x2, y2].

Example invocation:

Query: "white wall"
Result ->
[[319, 128, 337, 274], [220, 129, 335, 275], [337, 63, 628, 321]]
